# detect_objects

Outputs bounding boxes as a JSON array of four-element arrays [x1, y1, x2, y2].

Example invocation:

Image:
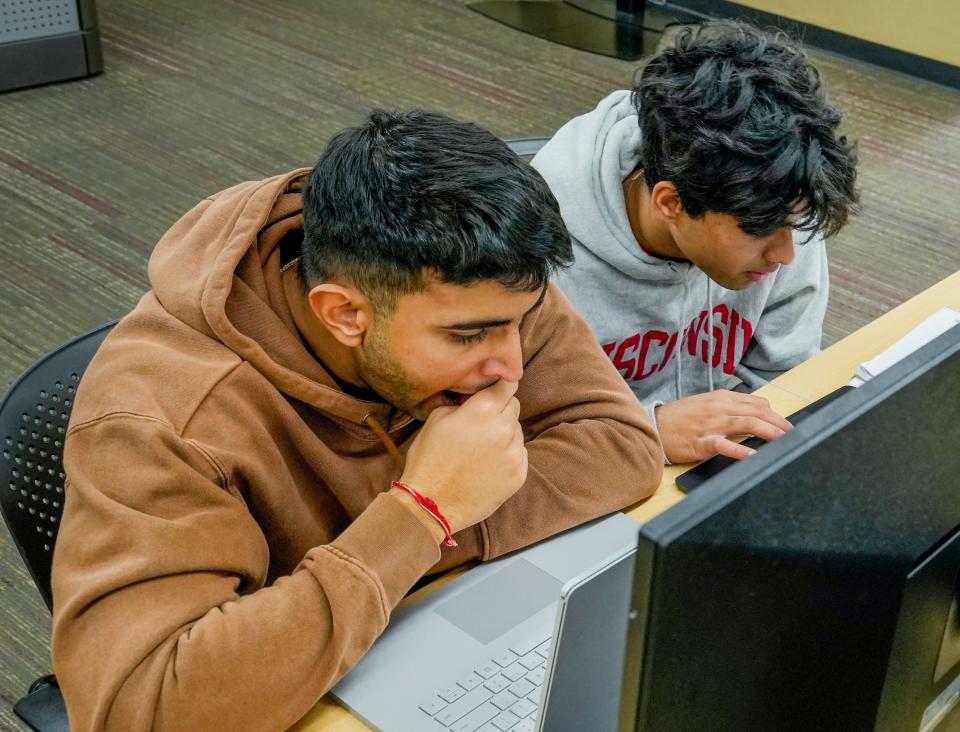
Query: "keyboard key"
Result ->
[[508, 678, 535, 698], [483, 674, 511, 694], [512, 718, 536, 732], [492, 650, 519, 667], [439, 685, 466, 703], [449, 701, 500, 732], [501, 662, 527, 682], [492, 710, 521, 730], [458, 672, 484, 691], [475, 662, 500, 679], [526, 666, 546, 686], [418, 696, 447, 716], [535, 640, 551, 658], [435, 686, 494, 726], [491, 689, 517, 711], [510, 697, 537, 719], [509, 634, 550, 656], [527, 688, 543, 718], [476, 724, 501, 732], [518, 652, 543, 671]]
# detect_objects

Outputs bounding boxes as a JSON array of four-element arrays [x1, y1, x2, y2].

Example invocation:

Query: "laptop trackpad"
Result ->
[[434, 559, 562, 645]]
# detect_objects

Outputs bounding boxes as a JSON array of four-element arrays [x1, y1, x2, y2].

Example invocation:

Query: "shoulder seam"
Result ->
[[66, 411, 227, 490]]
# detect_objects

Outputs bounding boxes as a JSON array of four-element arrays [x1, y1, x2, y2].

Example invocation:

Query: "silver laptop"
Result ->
[[332, 512, 640, 732]]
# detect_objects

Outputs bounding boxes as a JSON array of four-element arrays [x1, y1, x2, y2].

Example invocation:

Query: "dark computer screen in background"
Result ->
[[618, 324, 960, 732]]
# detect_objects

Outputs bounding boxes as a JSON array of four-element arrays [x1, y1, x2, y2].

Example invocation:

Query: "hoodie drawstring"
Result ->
[[363, 413, 406, 471], [677, 274, 715, 399], [707, 279, 715, 393], [676, 273, 688, 402]]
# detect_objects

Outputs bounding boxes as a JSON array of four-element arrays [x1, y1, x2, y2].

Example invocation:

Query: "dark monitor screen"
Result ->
[[618, 323, 960, 732]]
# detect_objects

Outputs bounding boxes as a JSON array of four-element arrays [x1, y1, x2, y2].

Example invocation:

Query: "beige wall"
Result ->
[[730, 0, 960, 67]]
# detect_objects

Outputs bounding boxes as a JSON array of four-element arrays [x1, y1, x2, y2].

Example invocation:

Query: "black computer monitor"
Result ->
[[618, 323, 960, 732]]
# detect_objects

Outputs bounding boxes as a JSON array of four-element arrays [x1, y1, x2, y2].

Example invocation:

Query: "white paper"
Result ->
[[854, 306, 960, 383]]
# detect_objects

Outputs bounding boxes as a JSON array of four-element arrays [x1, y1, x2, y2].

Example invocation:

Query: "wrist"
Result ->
[[651, 403, 673, 466], [392, 488, 448, 545], [390, 480, 457, 547]]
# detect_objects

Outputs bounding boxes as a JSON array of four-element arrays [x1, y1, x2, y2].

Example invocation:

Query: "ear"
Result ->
[[306, 283, 373, 348], [650, 181, 684, 223]]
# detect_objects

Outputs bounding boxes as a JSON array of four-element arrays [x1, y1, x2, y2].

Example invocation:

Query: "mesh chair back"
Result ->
[[0, 322, 116, 610]]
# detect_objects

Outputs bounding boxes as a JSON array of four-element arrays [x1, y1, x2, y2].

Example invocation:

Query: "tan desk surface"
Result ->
[[291, 269, 960, 732]]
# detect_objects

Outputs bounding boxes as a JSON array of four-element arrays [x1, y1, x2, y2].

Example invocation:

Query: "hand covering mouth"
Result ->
[[441, 389, 473, 406]]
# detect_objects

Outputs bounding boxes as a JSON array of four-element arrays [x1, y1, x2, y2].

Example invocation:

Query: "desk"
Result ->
[[291, 270, 960, 732]]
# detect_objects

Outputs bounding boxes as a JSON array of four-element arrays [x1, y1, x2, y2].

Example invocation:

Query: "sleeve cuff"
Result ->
[[329, 491, 442, 609], [644, 400, 672, 466]]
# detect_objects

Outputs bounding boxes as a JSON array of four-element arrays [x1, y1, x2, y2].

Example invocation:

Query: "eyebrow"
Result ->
[[441, 287, 547, 331]]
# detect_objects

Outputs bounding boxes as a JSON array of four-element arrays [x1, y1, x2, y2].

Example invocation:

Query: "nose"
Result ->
[[764, 227, 795, 266], [480, 328, 524, 382]]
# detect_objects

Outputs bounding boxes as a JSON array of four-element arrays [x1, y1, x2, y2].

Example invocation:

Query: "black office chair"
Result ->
[[0, 321, 116, 732], [505, 135, 549, 159]]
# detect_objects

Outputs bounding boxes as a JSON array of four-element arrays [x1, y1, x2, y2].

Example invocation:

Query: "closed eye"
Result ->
[[449, 330, 487, 345]]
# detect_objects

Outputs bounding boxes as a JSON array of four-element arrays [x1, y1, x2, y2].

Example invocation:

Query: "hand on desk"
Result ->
[[399, 378, 528, 536], [656, 390, 793, 464]]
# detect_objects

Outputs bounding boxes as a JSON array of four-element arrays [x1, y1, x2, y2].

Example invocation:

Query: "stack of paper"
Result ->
[[848, 307, 960, 387]]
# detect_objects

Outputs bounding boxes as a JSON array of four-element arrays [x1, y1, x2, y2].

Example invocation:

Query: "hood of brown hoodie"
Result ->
[[147, 169, 412, 433]]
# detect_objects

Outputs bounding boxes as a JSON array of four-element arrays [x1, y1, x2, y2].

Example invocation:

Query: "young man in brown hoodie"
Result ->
[[50, 110, 663, 731]]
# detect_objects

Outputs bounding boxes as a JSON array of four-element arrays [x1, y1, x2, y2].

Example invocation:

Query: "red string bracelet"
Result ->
[[391, 480, 457, 547]]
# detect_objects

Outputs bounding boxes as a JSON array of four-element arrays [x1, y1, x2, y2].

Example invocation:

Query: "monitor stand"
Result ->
[[468, 0, 706, 61]]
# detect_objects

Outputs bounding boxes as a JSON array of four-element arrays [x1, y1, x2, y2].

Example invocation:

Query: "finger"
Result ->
[[506, 435, 529, 485], [744, 405, 793, 433], [764, 410, 794, 432], [723, 406, 793, 434], [723, 391, 773, 410], [741, 394, 793, 432], [465, 378, 519, 413], [504, 395, 521, 422], [492, 417, 524, 458], [724, 394, 793, 432], [424, 404, 455, 423], [725, 415, 788, 442], [516, 444, 529, 485], [510, 417, 525, 448], [708, 435, 757, 461]]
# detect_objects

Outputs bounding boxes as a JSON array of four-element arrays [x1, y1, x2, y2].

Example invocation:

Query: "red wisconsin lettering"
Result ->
[[634, 329, 669, 380], [684, 311, 708, 356], [658, 332, 679, 372], [602, 309, 755, 383], [701, 304, 728, 369], [740, 316, 754, 354], [612, 333, 641, 380]]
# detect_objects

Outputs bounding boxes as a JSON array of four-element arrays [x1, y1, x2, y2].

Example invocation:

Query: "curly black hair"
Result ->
[[634, 21, 858, 239]]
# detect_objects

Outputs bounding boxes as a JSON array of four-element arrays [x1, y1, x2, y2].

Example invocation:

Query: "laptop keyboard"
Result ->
[[418, 632, 552, 731]]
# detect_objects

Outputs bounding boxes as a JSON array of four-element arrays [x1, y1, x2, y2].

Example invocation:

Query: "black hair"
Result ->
[[299, 109, 572, 310], [634, 20, 858, 239]]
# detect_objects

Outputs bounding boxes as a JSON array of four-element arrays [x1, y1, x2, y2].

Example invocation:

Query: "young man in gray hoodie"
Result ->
[[533, 21, 858, 465]]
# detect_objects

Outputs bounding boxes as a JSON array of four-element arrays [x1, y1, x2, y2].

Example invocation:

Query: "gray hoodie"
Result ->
[[533, 90, 828, 424]]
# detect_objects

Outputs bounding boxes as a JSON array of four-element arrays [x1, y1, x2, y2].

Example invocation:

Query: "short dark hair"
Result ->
[[299, 110, 572, 310], [634, 21, 858, 239]]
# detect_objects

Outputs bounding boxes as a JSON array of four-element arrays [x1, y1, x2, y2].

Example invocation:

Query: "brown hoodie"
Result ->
[[50, 170, 662, 731]]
